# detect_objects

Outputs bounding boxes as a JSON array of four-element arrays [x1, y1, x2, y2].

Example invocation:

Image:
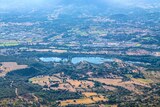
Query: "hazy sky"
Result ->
[[0, 0, 159, 10], [0, 0, 59, 10]]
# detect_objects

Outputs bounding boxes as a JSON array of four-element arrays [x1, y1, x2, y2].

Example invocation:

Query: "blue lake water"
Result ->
[[40, 57, 62, 62], [71, 57, 113, 64], [40, 57, 113, 64]]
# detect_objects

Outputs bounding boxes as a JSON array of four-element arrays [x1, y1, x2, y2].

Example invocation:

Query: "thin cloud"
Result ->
[[0, 0, 59, 10]]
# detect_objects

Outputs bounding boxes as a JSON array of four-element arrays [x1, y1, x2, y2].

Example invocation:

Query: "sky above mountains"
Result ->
[[0, 0, 159, 11]]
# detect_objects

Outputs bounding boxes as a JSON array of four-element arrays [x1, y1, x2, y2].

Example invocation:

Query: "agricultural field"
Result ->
[[82, 92, 98, 97], [131, 78, 153, 84], [0, 62, 28, 77], [59, 92, 107, 106], [29, 74, 95, 92], [66, 79, 94, 89], [90, 78, 152, 94], [0, 41, 19, 47], [142, 71, 160, 83], [105, 104, 118, 107], [29, 75, 62, 86]]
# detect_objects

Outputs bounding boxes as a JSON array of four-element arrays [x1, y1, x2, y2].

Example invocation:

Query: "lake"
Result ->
[[40, 57, 113, 64]]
